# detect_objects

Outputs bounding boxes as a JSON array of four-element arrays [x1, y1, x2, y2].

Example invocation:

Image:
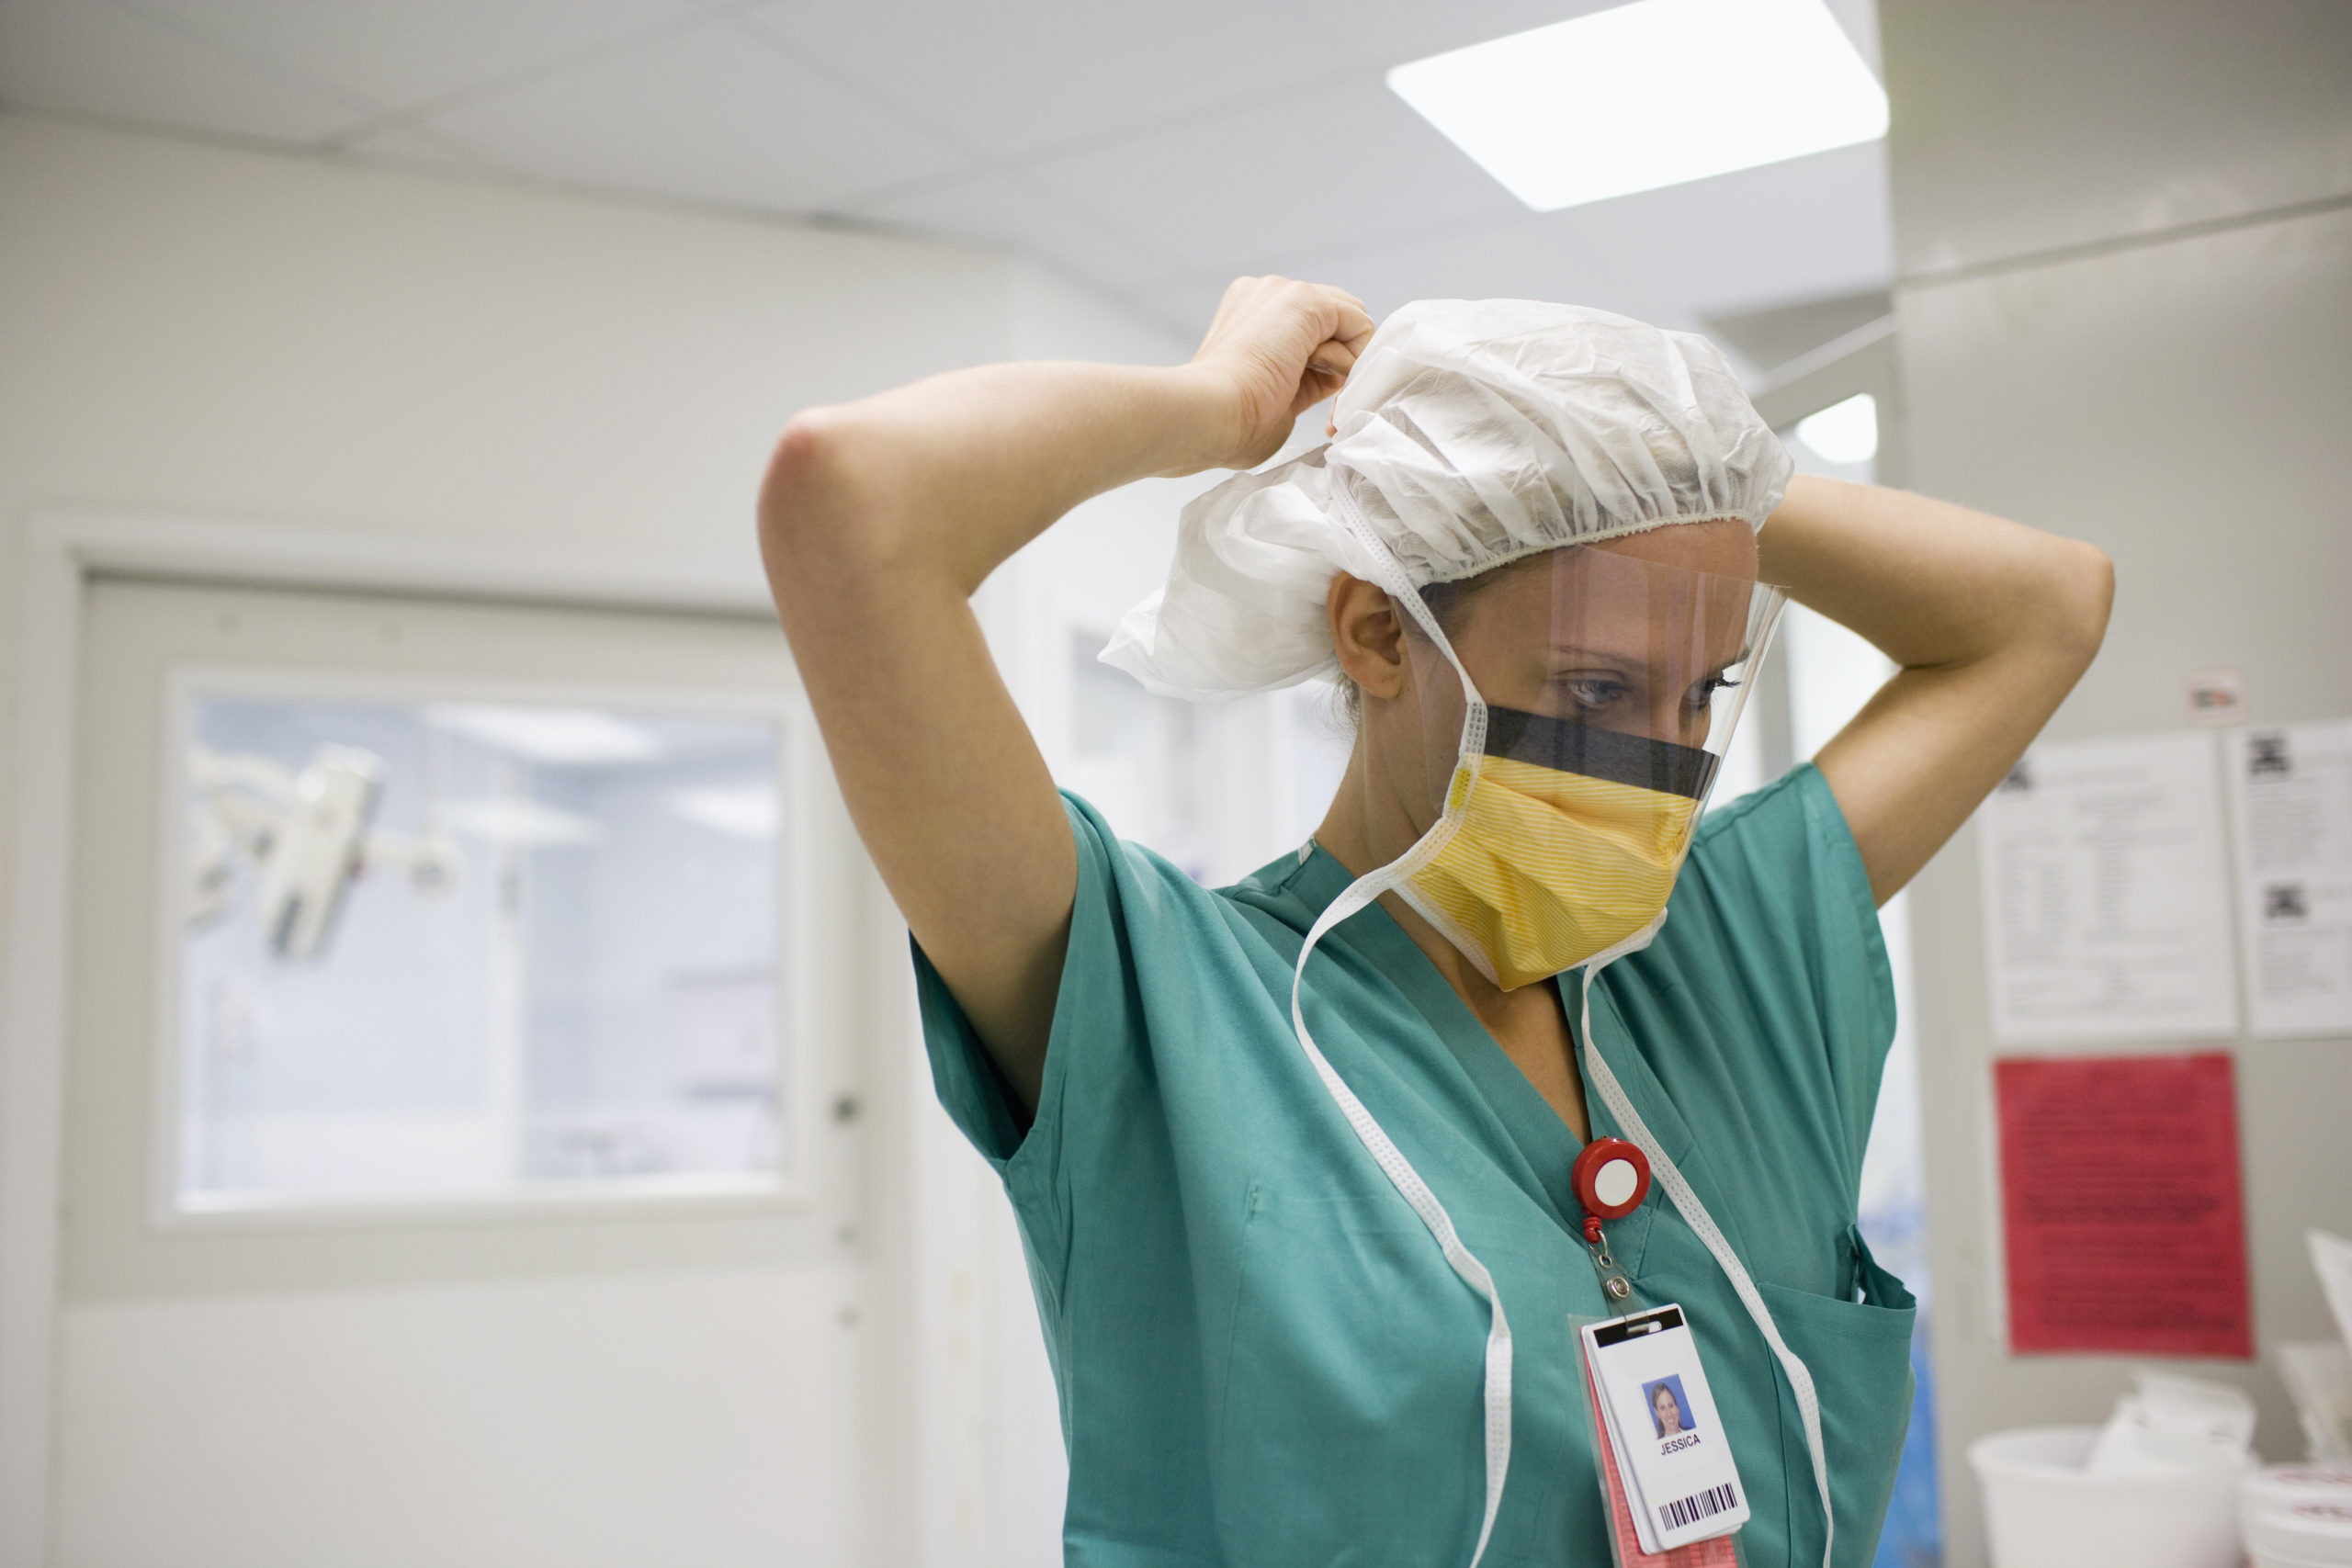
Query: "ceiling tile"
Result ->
[[127, 0, 701, 114], [0, 0, 378, 141], [1137, 142, 1895, 360], [1287, 0, 1626, 73], [747, 0, 1348, 162], [1179, 219, 1671, 336], [337, 121, 508, 179], [1542, 141, 1894, 318], [845, 169, 1177, 300], [1295, 0, 1884, 85], [0, 0, 1897, 367], [1021, 78, 1526, 277], [425, 15, 970, 214]]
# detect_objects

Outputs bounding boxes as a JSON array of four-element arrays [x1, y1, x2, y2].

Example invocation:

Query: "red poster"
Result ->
[[1995, 1052, 2252, 1359]]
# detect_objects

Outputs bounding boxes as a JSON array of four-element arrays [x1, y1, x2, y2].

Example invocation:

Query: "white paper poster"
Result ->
[[1976, 731, 2238, 1043], [2226, 720, 2352, 1038]]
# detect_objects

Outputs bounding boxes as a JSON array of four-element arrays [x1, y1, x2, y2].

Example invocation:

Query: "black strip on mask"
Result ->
[[1482, 707, 1719, 799]]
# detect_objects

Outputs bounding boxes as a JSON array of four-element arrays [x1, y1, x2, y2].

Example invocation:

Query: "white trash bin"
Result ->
[[1970, 1426, 2245, 1568], [2242, 1466, 2352, 1568]]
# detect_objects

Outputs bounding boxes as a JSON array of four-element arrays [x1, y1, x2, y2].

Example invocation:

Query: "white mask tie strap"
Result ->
[[1287, 487, 1510, 1564], [1576, 959, 1835, 1568]]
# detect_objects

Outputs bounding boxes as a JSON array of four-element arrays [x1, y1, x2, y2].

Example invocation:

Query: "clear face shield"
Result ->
[[1364, 533, 1787, 990]]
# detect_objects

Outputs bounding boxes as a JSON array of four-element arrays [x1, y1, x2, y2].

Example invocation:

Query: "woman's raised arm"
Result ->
[[759, 277, 1374, 1111], [1759, 475, 2115, 904]]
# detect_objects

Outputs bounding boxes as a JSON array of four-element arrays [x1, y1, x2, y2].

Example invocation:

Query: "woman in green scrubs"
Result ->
[[759, 279, 2112, 1566]]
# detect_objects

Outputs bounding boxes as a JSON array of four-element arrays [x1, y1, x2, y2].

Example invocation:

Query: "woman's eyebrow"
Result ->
[[1540, 642, 1754, 672], [1541, 642, 1652, 665]]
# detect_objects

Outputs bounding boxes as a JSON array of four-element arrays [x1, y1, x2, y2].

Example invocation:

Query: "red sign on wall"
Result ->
[[1995, 1052, 2252, 1359]]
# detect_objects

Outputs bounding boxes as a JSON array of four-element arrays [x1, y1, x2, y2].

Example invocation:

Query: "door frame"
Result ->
[[2, 507, 777, 1566]]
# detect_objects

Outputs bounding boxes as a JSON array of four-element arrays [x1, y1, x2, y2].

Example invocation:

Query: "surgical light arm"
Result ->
[[188, 743, 461, 961]]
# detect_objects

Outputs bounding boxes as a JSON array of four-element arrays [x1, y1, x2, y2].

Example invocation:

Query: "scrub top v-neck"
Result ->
[[912, 762, 1917, 1568]]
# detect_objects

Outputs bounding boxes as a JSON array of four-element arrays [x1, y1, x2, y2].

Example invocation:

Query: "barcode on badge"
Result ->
[[1658, 1483, 1737, 1532]]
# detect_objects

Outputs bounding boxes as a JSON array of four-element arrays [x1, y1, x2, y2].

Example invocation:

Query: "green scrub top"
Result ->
[[913, 762, 1916, 1568]]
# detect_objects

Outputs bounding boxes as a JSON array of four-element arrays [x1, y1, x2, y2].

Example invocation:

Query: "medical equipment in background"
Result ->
[[1972, 1231, 2352, 1568], [2281, 1231, 2352, 1468], [1970, 1422, 2246, 1568], [2241, 1464, 2352, 1568], [2245, 1237, 2352, 1568], [1971, 1372, 2255, 1568], [188, 742, 462, 961]]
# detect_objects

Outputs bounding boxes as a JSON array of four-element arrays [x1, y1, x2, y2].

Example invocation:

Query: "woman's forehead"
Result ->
[[1457, 525, 1756, 599], [1589, 518, 1759, 579], [1452, 536, 1758, 660]]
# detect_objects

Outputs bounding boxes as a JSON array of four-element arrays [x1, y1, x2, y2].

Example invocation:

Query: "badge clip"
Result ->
[[1573, 1136, 1652, 1302]]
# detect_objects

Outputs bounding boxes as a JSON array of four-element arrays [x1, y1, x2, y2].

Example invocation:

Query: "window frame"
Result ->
[[148, 660, 822, 1233]]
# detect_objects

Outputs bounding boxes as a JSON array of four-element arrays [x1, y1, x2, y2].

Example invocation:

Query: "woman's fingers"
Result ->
[[1298, 333, 1362, 412], [1305, 339, 1359, 378], [1190, 276, 1377, 461], [1329, 290, 1375, 344], [1298, 289, 1374, 408]]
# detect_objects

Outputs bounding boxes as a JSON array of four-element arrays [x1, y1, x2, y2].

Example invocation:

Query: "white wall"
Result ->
[[1878, 5, 2352, 1563], [0, 112, 1199, 1568]]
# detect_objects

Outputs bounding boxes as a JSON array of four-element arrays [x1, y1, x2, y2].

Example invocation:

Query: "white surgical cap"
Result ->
[[1100, 298, 1793, 702]]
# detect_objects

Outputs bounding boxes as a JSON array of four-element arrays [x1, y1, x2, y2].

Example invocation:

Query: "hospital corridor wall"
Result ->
[[0, 113, 1152, 1568], [1877, 4, 2352, 1564]]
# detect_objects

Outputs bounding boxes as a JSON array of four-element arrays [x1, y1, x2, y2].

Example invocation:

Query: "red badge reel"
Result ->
[[1572, 1136, 1652, 1302]]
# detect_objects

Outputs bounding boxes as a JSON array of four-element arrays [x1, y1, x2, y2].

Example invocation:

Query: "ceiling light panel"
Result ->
[[1387, 0, 1888, 212]]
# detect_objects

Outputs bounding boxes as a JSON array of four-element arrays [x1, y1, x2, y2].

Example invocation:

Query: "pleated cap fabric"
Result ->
[[1101, 299, 1792, 702]]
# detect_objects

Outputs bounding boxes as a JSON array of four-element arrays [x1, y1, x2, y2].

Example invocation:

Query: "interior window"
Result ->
[[175, 690, 787, 1210]]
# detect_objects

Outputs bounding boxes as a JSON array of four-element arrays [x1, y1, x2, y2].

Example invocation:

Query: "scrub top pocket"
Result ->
[[1757, 1230, 1917, 1568], [1212, 1182, 1491, 1568]]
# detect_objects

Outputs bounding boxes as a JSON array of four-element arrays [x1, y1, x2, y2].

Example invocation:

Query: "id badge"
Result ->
[[1577, 1344, 1741, 1566], [1580, 1305, 1750, 1553]]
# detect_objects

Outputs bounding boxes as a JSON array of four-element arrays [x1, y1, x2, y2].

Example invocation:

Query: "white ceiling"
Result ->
[[0, 0, 1896, 371]]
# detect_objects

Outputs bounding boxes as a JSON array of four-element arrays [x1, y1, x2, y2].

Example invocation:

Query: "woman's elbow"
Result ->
[[2047, 537, 2115, 668], [760, 410, 858, 574], [759, 409, 922, 597]]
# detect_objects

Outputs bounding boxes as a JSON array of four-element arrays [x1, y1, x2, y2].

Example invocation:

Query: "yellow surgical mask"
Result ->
[[1397, 710, 1714, 990]]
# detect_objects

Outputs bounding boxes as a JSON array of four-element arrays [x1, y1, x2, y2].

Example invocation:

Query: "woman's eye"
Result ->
[[1686, 674, 1738, 710], [1559, 677, 1630, 711]]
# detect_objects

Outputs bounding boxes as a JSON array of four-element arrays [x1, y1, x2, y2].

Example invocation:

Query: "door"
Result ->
[[53, 576, 871, 1568]]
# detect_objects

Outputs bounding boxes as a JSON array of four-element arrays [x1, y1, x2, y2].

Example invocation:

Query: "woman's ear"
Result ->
[[1328, 572, 1408, 699]]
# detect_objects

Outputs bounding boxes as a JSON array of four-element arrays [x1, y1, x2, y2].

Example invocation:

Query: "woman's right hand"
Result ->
[[759, 279, 1373, 1113], [1179, 276, 1377, 473]]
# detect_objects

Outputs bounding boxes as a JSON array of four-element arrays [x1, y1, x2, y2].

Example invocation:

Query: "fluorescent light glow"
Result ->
[[441, 797, 604, 847], [1387, 0, 1887, 212], [424, 705, 662, 766], [1795, 392, 1879, 464], [666, 785, 779, 840]]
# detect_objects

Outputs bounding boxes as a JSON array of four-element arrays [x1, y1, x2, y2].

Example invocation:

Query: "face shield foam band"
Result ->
[[1282, 480, 1831, 1568], [1483, 708, 1720, 797]]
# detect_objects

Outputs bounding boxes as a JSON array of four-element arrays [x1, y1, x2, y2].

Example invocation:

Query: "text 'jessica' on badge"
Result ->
[[1581, 1305, 1749, 1555]]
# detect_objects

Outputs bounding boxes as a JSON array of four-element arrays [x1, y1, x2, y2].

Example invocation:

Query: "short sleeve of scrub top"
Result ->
[[911, 762, 1914, 1568]]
